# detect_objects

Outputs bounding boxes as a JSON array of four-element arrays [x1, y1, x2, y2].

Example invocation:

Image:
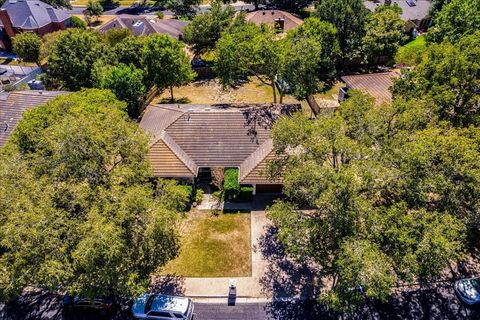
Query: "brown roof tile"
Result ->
[[246, 10, 303, 32], [139, 103, 299, 182], [341, 72, 399, 104]]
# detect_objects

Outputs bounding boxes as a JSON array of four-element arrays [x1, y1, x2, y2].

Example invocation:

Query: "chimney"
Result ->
[[384, 0, 392, 5], [0, 9, 15, 39]]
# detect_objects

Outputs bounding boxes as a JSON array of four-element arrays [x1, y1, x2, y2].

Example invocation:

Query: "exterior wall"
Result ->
[[35, 20, 68, 37]]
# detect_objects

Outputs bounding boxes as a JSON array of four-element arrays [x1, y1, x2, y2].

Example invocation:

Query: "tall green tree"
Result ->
[[156, 0, 200, 18], [268, 0, 310, 12], [315, 0, 371, 62], [45, 29, 112, 90], [0, 89, 187, 301], [142, 34, 195, 102], [115, 35, 145, 69], [12, 32, 42, 68], [427, 0, 480, 43], [98, 64, 146, 119], [103, 28, 132, 47], [215, 23, 286, 103], [284, 18, 339, 100], [266, 91, 471, 312], [182, 0, 235, 55], [85, 0, 103, 24], [394, 31, 480, 126], [363, 4, 407, 63]]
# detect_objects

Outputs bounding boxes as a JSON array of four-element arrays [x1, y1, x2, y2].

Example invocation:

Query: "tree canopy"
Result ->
[[266, 90, 477, 311], [98, 64, 146, 119], [12, 32, 42, 67], [394, 31, 480, 126], [315, 0, 371, 62], [142, 34, 195, 102], [427, 0, 480, 43], [215, 19, 339, 102], [363, 4, 406, 63], [0, 89, 187, 301], [182, 0, 236, 55], [45, 29, 112, 90]]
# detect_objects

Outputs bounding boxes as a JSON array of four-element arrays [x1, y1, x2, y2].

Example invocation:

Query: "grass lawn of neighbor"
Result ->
[[160, 211, 252, 277], [403, 35, 426, 49]]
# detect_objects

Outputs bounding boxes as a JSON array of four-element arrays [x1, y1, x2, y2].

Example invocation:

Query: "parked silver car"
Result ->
[[454, 277, 480, 306], [132, 294, 194, 319]]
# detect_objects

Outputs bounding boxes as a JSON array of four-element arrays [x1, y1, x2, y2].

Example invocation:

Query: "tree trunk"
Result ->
[[170, 86, 174, 103], [271, 82, 277, 104]]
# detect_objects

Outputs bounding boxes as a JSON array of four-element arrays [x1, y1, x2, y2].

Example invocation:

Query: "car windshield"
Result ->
[[471, 279, 480, 292]]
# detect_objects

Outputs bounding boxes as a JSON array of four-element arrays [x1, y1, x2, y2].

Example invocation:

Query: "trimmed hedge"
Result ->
[[239, 186, 254, 202], [224, 168, 240, 201]]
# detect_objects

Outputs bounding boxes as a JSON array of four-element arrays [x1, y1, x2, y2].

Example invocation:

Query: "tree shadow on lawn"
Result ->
[[257, 225, 334, 320], [0, 289, 63, 320], [157, 97, 191, 104], [150, 274, 185, 296]]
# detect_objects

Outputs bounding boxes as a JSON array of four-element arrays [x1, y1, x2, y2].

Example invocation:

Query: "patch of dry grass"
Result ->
[[159, 211, 251, 277], [154, 78, 300, 105]]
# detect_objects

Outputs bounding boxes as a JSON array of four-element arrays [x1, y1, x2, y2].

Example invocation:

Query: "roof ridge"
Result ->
[[239, 138, 274, 181], [160, 131, 198, 175]]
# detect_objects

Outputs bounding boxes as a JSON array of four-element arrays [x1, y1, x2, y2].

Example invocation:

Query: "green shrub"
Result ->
[[395, 36, 426, 66], [195, 188, 204, 204], [182, 184, 193, 198], [71, 16, 87, 29], [224, 168, 240, 201], [156, 12, 165, 19], [238, 186, 254, 202]]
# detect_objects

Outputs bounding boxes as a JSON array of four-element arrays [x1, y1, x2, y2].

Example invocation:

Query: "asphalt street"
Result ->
[[194, 303, 268, 320], [66, 3, 255, 15]]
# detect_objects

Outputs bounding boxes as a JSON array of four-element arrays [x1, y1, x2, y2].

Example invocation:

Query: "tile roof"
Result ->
[[0, 90, 64, 148], [98, 15, 188, 38], [246, 10, 303, 32], [0, 0, 69, 30], [341, 72, 399, 104], [140, 103, 299, 183], [363, 0, 432, 22]]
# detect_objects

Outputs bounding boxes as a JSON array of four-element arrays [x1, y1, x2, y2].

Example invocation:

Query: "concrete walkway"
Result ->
[[182, 195, 275, 299]]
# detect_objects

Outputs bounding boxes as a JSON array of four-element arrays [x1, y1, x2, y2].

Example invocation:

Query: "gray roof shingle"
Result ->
[[0, 91, 64, 148], [98, 15, 188, 38], [0, 0, 69, 30], [363, 0, 432, 22]]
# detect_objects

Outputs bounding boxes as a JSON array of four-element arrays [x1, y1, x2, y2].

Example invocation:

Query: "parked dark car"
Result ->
[[63, 294, 115, 312], [454, 277, 480, 306]]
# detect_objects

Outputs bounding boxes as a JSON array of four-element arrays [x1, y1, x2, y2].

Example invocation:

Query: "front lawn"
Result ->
[[160, 211, 251, 277]]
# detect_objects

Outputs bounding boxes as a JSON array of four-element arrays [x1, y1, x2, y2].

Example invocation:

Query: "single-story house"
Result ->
[[98, 15, 189, 39], [0, 0, 70, 50], [0, 90, 64, 147], [245, 9, 303, 33], [363, 0, 432, 31], [139, 103, 300, 194], [339, 72, 400, 104]]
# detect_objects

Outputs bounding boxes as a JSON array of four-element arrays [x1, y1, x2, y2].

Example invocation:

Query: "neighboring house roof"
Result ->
[[139, 104, 299, 183], [0, 0, 69, 30], [341, 72, 400, 104], [363, 0, 432, 22], [98, 15, 188, 38], [246, 10, 303, 32], [0, 91, 64, 147]]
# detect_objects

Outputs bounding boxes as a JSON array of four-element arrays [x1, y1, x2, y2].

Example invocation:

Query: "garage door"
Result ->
[[256, 184, 283, 194]]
